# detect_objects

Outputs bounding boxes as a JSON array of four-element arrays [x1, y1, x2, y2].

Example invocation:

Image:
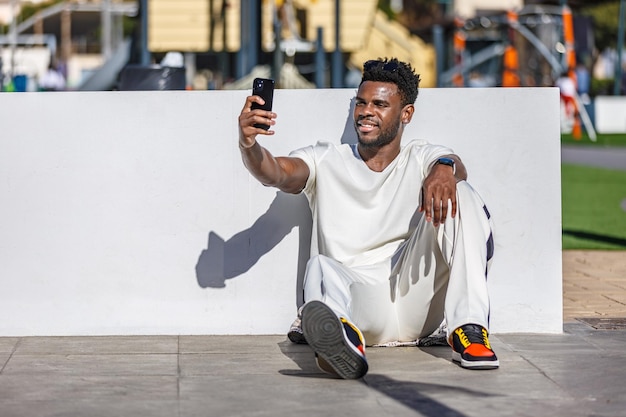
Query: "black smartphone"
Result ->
[[251, 78, 275, 130]]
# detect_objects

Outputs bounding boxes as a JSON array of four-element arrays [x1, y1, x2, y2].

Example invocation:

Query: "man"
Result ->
[[238, 58, 498, 379]]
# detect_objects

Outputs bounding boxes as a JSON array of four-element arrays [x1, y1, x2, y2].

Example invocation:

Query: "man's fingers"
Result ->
[[421, 166, 458, 226], [251, 112, 276, 129], [437, 200, 447, 226], [450, 198, 457, 218], [421, 194, 455, 226], [242, 95, 263, 112]]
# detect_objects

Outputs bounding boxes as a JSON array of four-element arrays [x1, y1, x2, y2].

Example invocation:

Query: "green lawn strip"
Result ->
[[562, 133, 626, 147], [561, 163, 626, 250]]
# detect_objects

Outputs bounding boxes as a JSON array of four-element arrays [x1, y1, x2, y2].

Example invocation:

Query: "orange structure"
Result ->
[[502, 10, 520, 87], [562, 5, 581, 139], [452, 18, 466, 87]]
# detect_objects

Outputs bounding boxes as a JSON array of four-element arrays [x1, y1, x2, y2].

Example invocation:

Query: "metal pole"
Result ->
[[220, 0, 228, 80], [615, 0, 625, 95], [250, 0, 258, 73], [101, 0, 112, 60], [272, 18, 282, 83], [9, 0, 17, 78], [433, 25, 444, 88], [237, 0, 249, 79], [61, 6, 71, 66], [315, 27, 325, 88], [140, 0, 150, 65], [331, 0, 342, 88]]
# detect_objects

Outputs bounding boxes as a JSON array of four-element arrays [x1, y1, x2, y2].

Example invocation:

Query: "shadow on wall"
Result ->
[[195, 97, 358, 306], [195, 192, 312, 304]]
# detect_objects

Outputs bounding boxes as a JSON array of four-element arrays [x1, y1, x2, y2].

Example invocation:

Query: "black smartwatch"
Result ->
[[435, 157, 456, 175]]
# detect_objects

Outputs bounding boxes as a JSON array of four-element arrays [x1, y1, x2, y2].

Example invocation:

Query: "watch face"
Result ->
[[437, 157, 455, 166]]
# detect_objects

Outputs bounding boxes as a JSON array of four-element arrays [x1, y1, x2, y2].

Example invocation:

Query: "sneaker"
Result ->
[[451, 324, 499, 370], [418, 320, 449, 347], [287, 316, 307, 344], [301, 300, 368, 379]]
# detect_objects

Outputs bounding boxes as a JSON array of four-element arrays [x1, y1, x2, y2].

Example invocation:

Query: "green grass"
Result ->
[[562, 133, 626, 147], [561, 163, 626, 249]]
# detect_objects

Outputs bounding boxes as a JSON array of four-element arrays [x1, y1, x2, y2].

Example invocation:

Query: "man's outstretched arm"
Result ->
[[238, 95, 309, 194]]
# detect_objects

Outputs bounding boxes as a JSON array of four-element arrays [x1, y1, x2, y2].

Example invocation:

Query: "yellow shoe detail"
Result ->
[[482, 328, 492, 350], [455, 327, 471, 349]]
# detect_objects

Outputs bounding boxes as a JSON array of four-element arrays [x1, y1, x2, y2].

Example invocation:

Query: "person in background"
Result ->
[[39, 62, 66, 92]]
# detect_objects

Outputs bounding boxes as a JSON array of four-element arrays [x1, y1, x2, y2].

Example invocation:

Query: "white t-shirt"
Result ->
[[290, 140, 454, 267]]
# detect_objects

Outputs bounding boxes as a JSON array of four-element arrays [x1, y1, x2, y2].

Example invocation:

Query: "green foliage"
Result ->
[[580, 1, 621, 50], [19, 0, 63, 22], [590, 77, 615, 96], [122, 15, 137, 38], [377, 0, 397, 19], [562, 163, 626, 249]]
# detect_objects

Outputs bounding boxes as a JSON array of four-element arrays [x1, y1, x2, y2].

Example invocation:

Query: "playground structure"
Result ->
[[440, 4, 596, 140]]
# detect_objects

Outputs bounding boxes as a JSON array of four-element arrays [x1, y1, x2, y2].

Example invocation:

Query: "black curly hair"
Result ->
[[360, 58, 421, 106]]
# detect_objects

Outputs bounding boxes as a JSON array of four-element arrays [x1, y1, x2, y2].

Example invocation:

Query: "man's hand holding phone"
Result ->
[[238, 78, 276, 149]]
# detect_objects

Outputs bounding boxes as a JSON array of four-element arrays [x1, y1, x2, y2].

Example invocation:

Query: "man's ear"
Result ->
[[401, 104, 415, 124]]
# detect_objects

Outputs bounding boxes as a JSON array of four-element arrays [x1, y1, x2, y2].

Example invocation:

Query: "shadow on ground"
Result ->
[[563, 229, 626, 248]]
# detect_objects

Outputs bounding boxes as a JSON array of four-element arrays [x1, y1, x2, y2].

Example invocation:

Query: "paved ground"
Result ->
[[561, 145, 626, 171], [0, 250, 624, 417], [563, 250, 626, 321], [1, 147, 624, 416]]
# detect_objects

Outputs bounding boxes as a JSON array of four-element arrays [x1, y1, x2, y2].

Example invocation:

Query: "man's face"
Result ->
[[353, 81, 410, 149]]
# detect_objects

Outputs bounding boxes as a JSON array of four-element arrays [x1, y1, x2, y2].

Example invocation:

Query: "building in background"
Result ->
[[0, 0, 136, 90], [0, 0, 598, 92]]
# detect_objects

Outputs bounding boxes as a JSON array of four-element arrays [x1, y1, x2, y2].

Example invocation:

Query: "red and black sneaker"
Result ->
[[451, 324, 499, 370], [301, 300, 368, 379]]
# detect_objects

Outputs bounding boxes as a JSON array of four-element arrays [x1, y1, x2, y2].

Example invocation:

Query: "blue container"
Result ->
[[12, 75, 27, 92]]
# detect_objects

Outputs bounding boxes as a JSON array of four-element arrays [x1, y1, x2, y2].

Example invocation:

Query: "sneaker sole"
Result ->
[[287, 328, 307, 344], [452, 351, 500, 370], [302, 301, 368, 379]]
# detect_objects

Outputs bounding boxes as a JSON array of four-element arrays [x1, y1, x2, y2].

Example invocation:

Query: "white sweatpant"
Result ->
[[302, 181, 494, 346]]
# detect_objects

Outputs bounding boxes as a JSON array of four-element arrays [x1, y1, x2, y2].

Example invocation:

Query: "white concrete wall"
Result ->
[[0, 87, 562, 336], [595, 96, 626, 134]]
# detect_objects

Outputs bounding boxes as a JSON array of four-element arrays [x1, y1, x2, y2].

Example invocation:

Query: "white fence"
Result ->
[[595, 96, 626, 134]]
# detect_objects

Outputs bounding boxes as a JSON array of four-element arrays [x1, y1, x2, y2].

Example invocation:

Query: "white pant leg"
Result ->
[[302, 255, 360, 321], [441, 181, 494, 336], [389, 214, 450, 342], [302, 255, 397, 344], [303, 181, 494, 345], [392, 180, 494, 341]]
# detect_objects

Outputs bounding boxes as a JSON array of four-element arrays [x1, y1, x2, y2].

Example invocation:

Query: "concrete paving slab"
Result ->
[[562, 250, 626, 321], [180, 352, 308, 376], [0, 399, 181, 417], [0, 375, 178, 402], [14, 335, 179, 355], [0, 337, 18, 354], [2, 353, 178, 376], [179, 334, 285, 354]]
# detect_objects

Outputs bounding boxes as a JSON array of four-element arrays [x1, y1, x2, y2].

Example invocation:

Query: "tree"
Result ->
[[578, 1, 621, 51]]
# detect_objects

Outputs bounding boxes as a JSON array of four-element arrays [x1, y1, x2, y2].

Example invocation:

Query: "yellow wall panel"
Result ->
[[265, 0, 377, 52], [148, 0, 240, 52]]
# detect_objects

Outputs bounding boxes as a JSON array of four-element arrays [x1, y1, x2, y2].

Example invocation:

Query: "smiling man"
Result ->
[[238, 58, 498, 379]]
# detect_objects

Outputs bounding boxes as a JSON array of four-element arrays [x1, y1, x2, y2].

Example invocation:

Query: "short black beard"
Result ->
[[354, 118, 401, 149]]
